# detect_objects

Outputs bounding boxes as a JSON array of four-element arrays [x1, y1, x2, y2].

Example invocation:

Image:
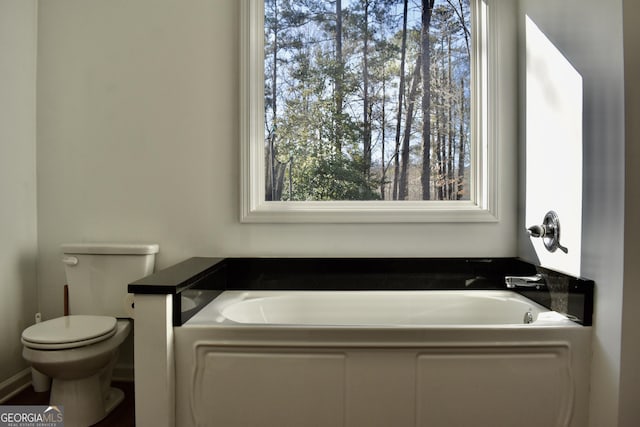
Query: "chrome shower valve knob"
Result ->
[[527, 211, 568, 254], [527, 224, 550, 238]]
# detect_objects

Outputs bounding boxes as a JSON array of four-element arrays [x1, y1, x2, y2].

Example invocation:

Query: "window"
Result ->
[[241, 0, 507, 223]]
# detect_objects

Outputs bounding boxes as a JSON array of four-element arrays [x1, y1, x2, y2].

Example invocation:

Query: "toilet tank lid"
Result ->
[[61, 243, 159, 255]]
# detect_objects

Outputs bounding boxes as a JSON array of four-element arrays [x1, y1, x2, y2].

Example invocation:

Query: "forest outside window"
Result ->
[[241, 0, 502, 223]]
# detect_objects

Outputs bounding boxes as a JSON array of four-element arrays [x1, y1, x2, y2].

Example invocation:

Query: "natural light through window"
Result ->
[[241, 0, 503, 222], [264, 0, 471, 202], [525, 15, 582, 276]]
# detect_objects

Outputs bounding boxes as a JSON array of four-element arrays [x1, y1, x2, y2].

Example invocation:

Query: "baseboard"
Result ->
[[0, 368, 32, 404], [112, 363, 134, 382]]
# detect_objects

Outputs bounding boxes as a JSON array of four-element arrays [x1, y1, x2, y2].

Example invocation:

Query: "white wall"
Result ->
[[0, 0, 38, 388], [523, 14, 583, 275], [619, 1, 640, 425], [518, 0, 630, 425], [35, 0, 517, 321]]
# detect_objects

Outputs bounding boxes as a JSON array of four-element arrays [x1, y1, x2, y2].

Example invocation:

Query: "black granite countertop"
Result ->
[[128, 257, 594, 326], [129, 257, 225, 294]]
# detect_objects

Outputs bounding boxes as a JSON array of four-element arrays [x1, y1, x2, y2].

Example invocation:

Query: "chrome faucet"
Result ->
[[505, 274, 546, 290]]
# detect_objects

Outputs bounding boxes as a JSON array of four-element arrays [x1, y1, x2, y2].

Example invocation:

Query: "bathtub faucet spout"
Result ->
[[504, 274, 546, 290]]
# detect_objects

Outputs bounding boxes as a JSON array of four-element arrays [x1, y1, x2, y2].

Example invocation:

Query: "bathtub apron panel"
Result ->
[[175, 333, 587, 427]]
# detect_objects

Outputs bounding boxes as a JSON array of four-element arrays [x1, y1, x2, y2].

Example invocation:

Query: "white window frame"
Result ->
[[240, 0, 506, 223]]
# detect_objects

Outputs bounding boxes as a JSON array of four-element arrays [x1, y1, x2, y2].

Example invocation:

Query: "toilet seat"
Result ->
[[22, 315, 117, 350]]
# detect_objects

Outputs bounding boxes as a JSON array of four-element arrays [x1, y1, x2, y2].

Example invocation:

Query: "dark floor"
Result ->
[[4, 381, 135, 427]]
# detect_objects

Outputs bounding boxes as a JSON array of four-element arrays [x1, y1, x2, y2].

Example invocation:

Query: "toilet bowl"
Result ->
[[22, 317, 132, 427], [21, 243, 158, 427]]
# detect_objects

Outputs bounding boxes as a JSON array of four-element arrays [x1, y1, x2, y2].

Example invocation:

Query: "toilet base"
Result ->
[[104, 387, 125, 415], [49, 375, 125, 427]]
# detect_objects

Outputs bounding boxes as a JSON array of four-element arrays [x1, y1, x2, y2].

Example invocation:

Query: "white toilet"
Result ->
[[22, 243, 158, 427]]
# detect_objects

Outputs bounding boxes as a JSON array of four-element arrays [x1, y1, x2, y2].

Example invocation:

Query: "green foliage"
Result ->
[[265, 0, 471, 201]]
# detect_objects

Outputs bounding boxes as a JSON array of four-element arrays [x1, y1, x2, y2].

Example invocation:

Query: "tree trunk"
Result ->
[[420, 0, 435, 200], [457, 77, 466, 199], [335, 0, 343, 153], [398, 53, 422, 200], [435, 89, 443, 200], [447, 33, 454, 199], [392, 0, 409, 200], [455, 0, 471, 57], [381, 73, 387, 199], [363, 1, 371, 181], [266, 0, 279, 201]]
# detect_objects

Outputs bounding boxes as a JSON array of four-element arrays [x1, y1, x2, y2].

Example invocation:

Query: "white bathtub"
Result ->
[[186, 290, 575, 327], [175, 290, 591, 427]]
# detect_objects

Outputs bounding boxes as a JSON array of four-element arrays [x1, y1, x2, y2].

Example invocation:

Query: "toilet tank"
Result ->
[[61, 243, 159, 318]]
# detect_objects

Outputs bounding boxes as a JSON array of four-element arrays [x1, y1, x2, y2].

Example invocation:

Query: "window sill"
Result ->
[[241, 201, 499, 224]]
